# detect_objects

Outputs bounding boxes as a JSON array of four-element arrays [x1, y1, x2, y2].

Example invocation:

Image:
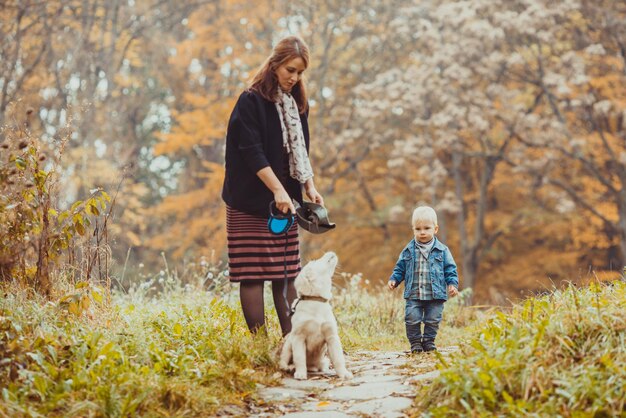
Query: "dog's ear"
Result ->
[[299, 268, 308, 283], [303, 265, 316, 284], [295, 263, 312, 293]]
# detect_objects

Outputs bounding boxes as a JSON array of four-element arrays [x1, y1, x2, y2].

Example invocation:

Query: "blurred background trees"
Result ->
[[1, 0, 624, 302]]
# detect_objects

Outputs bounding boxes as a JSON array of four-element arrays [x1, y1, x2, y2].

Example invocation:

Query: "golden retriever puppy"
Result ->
[[279, 252, 353, 380]]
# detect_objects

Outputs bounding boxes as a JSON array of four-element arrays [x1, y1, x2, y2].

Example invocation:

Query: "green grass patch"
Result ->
[[416, 281, 626, 417], [0, 281, 282, 417], [333, 272, 406, 351]]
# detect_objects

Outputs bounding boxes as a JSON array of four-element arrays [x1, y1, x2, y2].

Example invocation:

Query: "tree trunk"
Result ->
[[452, 152, 471, 289], [452, 151, 501, 300]]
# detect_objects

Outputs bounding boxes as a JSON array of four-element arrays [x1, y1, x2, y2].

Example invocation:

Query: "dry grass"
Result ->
[[413, 280, 626, 417]]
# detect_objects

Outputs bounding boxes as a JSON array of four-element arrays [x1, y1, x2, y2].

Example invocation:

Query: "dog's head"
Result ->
[[295, 251, 338, 300]]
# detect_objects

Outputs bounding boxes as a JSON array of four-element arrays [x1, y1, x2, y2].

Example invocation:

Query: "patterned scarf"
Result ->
[[416, 238, 435, 259], [275, 89, 314, 183]]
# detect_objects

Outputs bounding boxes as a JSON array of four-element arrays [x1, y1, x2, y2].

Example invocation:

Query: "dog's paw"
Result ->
[[279, 362, 294, 372], [336, 369, 353, 380], [294, 369, 307, 380], [320, 357, 331, 373]]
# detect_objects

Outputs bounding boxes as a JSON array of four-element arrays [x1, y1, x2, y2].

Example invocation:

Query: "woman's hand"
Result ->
[[304, 179, 324, 206], [306, 188, 324, 206], [255, 167, 295, 214], [274, 189, 296, 214]]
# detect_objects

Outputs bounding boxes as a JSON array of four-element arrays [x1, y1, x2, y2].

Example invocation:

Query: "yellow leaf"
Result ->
[[80, 294, 91, 311], [92, 289, 103, 304], [68, 302, 79, 315], [100, 342, 114, 356]]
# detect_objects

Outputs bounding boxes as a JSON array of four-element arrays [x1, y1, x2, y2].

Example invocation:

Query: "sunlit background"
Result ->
[[1, 0, 624, 303]]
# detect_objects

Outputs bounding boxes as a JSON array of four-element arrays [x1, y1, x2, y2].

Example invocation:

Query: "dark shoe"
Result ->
[[422, 339, 437, 352], [411, 341, 423, 353]]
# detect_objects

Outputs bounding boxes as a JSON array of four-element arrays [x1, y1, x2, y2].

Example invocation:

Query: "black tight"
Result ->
[[239, 280, 297, 336]]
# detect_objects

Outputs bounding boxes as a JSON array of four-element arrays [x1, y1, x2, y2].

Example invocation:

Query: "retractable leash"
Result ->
[[268, 200, 338, 317], [268, 201, 295, 316], [267, 201, 294, 235]]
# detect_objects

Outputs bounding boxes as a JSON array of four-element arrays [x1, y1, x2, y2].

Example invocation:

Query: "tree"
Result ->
[[146, 0, 285, 259], [507, 0, 626, 270]]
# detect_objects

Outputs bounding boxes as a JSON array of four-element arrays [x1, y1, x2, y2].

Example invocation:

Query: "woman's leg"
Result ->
[[239, 281, 266, 334], [272, 279, 297, 336]]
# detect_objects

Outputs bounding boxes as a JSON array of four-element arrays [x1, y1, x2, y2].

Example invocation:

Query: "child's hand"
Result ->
[[388, 280, 397, 290], [447, 285, 459, 297]]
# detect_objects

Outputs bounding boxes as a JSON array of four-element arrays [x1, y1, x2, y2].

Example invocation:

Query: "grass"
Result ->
[[0, 269, 410, 417], [333, 272, 474, 351], [0, 282, 279, 417], [414, 281, 626, 417], [3, 266, 622, 417]]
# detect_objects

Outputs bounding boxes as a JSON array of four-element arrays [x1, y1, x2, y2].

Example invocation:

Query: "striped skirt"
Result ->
[[226, 206, 301, 282]]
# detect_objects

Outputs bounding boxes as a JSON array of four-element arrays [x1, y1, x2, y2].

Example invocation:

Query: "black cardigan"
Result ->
[[221, 90, 310, 217]]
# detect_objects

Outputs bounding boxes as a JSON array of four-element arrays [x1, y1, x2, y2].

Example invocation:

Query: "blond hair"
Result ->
[[411, 206, 438, 225]]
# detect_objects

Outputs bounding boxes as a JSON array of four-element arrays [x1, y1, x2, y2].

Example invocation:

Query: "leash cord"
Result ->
[[282, 229, 292, 316]]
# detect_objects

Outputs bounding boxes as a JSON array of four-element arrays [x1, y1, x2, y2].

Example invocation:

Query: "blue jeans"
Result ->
[[405, 299, 444, 349]]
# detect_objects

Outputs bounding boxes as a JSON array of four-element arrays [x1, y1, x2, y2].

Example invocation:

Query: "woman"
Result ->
[[222, 36, 324, 335]]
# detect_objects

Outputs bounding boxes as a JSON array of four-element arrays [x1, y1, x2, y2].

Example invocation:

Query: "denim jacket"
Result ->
[[389, 237, 459, 300]]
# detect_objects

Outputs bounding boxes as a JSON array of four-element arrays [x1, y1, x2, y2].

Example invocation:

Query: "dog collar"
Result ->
[[298, 295, 329, 303], [288, 295, 330, 317]]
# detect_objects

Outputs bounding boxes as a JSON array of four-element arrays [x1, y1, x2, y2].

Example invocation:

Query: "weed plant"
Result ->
[[1, 118, 111, 296], [0, 272, 279, 417], [417, 281, 626, 417]]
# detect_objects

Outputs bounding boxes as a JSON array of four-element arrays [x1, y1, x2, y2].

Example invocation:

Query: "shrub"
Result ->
[[1, 121, 110, 296]]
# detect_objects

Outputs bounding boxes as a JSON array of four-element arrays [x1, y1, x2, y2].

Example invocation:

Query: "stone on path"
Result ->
[[300, 400, 345, 412], [281, 378, 334, 390], [350, 374, 401, 385], [257, 387, 310, 402], [325, 380, 413, 401], [281, 412, 352, 418], [347, 397, 414, 417], [407, 370, 440, 383]]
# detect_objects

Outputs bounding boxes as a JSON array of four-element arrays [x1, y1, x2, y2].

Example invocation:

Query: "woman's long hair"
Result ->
[[249, 36, 309, 114]]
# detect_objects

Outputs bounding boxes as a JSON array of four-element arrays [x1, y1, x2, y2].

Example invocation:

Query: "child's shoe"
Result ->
[[422, 339, 437, 352], [411, 341, 424, 353]]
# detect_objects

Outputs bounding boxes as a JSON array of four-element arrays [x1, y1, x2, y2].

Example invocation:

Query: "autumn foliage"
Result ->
[[1, 0, 625, 302]]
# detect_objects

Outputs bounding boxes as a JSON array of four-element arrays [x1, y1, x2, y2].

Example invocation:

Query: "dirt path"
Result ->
[[240, 347, 457, 417]]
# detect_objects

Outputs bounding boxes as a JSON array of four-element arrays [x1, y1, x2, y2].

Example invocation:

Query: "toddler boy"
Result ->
[[388, 206, 459, 352]]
